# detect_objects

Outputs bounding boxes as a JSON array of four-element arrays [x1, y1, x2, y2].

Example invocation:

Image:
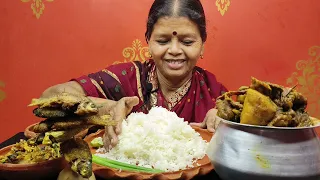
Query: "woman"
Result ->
[[40, 0, 227, 150]]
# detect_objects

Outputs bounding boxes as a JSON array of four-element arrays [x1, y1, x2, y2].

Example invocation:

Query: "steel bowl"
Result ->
[[207, 117, 320, 180]]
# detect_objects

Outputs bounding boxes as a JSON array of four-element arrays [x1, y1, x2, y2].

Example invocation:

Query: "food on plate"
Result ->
[[32, 115, 113, 133], [0, 139, 61, 164], [26, 92, 118, 178], [57, 167, 96, 180], [40, 127, 89, 145], [90, 137, 103, 148], [216, 77, 320, 127], [60, 138, 92, 178], [29, 92, 99, 116], [94, 106, 208, 172]]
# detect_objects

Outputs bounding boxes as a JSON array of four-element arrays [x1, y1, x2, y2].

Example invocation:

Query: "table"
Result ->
[[0, 132, 221, 180]]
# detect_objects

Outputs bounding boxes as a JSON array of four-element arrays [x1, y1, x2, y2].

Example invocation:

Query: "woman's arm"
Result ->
[[40, 81, 86, 98]]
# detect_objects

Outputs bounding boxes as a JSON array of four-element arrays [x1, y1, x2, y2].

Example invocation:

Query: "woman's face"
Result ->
[[148, 16, 204, 81]]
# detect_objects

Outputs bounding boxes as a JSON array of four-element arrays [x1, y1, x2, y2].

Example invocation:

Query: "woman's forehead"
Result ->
[[152, 16, 200, 36]]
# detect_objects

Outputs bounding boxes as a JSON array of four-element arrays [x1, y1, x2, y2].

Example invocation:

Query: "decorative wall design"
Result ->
[[113, 39, 150, 65], [216, 0, 231, 16], [0, 81, 6, 102], [21, 0, 54, 19], [287, 46, 320, 118]]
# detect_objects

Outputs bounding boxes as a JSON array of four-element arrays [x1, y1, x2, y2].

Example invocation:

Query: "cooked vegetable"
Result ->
[[240, 89, 277, 125], [0, 139, 61, 164], [90, 137, 103, 148]]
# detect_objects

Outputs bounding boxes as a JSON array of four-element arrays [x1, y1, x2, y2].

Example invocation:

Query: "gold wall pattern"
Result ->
[[113, 39, 150, 65], [216, 0, 231, 16], [0, 81, 6, 102], [21, 0, 54, 19], [287, 46, 320, 118]]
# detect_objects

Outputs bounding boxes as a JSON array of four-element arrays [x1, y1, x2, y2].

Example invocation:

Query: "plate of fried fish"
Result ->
[[0, 93, 118, 179]]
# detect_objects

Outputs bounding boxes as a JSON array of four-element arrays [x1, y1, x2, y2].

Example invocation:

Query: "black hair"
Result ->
[[145, 0, 207, 42]]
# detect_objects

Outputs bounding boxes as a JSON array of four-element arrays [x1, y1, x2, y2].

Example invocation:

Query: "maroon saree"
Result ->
[[73, 60, 227, 123]]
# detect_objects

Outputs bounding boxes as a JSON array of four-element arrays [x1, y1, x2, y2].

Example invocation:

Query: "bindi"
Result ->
[[172, 31, 177, 36]]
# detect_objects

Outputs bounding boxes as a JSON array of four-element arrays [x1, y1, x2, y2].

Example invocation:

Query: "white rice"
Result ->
[[95, 106, 208, 172]]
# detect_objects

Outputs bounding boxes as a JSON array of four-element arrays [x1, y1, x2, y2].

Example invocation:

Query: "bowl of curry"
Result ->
[[0, 139, 64, 180], [207, 77, 320, 180]]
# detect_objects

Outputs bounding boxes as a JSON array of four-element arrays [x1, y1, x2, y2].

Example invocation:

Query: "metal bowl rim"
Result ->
[[217, 116, 320, 130]]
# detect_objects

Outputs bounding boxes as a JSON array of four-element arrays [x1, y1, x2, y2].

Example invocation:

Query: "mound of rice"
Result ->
[[95, 106, 208, 172]]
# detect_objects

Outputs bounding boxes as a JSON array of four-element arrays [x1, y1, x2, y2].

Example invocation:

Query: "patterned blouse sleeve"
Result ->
[[71, 62, 143, 101]]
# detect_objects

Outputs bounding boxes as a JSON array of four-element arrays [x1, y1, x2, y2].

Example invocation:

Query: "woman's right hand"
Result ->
[[190, 108, 220, 133], [102, 96, 139, 151]]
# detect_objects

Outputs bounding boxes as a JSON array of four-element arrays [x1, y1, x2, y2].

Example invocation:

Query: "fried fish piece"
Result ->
[[86, 115, 117, 126], [29, 92, 99, 116], [33, 107, 70, 118], [33, 115, 116, 133], [33, 119, 55, 133], [61, 138, 92, 178], [51, 115, 115, 130], [41, 126, 89, 145]]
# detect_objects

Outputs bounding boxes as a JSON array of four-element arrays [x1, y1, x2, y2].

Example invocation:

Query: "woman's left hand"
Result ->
[[190, 108, 220, 133]]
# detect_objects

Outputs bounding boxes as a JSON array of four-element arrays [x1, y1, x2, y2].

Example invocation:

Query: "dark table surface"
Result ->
[[0, 132, 221, 180]]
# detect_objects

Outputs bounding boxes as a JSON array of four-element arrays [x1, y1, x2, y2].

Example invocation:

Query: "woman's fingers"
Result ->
[[115, 121, 122, 135], [206, 108, 218, 132], [214, 115, 221, 130], [103, 96, 140, 150], [189, 122, 206, 128], [114, 96, 139, 134], [123, 96, 139, 114], [107, 126, 118, 146], [102, 129, 111, 151], [206, 116, 215, 133]]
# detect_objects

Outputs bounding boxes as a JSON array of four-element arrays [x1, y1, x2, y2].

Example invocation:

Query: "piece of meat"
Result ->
[[216, 99, 235, 121], [268, 109, 296, 127], [250, 77, 272, 97], [268, 83, 284, 100], [295, 112, 313, 127], [33, 115, 116, 133]]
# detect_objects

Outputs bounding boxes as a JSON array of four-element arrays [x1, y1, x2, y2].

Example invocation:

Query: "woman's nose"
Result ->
[[168, 41, 182, 56]]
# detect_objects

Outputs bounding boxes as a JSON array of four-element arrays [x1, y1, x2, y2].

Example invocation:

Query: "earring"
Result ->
[[148, 52, 152, 58], [200, 54, 204, 59]]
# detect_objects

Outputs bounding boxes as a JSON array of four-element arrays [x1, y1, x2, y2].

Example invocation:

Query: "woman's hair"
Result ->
[[145, 0, 207, 42]]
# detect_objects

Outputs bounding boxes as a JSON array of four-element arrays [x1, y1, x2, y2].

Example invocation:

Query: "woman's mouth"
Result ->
[[165, 60, 186, 70]]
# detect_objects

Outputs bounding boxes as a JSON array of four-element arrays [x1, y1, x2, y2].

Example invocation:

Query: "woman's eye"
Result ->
[[182, 40, 194, 46], [156, 40, 169, 45]]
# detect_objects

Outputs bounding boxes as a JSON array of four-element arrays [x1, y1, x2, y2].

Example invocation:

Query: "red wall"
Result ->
[[0, 0, 319, 142]]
